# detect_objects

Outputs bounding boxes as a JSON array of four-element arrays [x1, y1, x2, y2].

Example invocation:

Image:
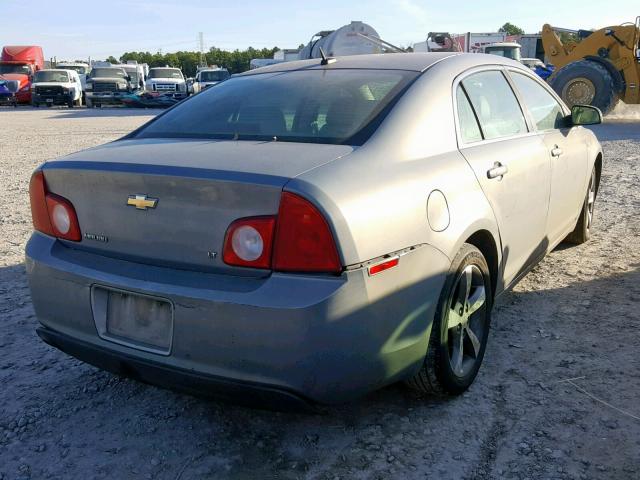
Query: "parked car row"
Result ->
[[0, 44, 231, 108], [29, 64, 231, 108]]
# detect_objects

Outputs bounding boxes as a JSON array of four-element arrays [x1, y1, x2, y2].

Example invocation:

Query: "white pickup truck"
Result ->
[[190, 67, 230, 94], [31, 69, 83, 107], [145, 67, 187, 99]]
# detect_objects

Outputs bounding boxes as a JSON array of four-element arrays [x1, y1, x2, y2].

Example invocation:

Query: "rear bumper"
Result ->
[[26, 233, 449, 405], [37, 326, 318, 412]]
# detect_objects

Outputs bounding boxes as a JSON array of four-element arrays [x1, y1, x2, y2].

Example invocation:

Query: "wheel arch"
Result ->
[[594, 151, 603, 195], [464, 229, 499, 298], [583, 56, 625, 94]]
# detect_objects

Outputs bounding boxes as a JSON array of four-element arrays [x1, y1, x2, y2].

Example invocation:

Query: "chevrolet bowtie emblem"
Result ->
[[127, 194, 158, 210]]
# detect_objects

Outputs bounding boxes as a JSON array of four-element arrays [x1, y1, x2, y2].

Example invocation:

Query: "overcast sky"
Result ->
[[1, 0, 637, 61]]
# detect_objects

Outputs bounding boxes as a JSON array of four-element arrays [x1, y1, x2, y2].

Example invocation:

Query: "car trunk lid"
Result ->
[[42, 138, 353, 275]]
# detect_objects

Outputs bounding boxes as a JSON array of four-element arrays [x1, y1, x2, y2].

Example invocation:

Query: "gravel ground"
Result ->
[[0, 107, 639, 480]]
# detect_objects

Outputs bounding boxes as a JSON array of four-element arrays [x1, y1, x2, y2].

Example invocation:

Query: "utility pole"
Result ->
[[198, 32, 205, 68]]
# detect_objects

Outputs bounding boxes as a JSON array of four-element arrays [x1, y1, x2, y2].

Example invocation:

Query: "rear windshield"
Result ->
[[135, 69, 417, 145], [149, 69, 183, 79], [34, 71, 69, 83]]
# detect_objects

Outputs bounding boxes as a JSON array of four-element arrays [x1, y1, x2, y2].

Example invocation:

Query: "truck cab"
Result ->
[[0, 45, 45, 104], [145, 67, 187, 99], [115, 63, 146, 92], [482, 42, 522, 61], [191, 67, 230, 94], [55, 62, 91, 90], [31, 69, 83, 107], [85, 66, 133, 108]]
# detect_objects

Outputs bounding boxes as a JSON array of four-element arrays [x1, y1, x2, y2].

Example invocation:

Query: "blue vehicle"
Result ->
[[0, 78, 19, 107], [522, 58, 555, 80]]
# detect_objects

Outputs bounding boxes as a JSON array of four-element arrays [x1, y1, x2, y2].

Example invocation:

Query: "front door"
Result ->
[[507, 70, 589, 244]]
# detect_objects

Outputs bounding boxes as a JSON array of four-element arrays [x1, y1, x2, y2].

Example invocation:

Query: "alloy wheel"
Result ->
[[446, 264, 487, 377]]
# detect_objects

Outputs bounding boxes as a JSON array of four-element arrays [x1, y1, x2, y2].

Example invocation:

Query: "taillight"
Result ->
[[222, 192, 342, 273], [272, 192, 341, 273], [29, 170, 81, 242], [223, 217, 275, 268], [45, 194, 81, 241], [29, 171, 53, 235]]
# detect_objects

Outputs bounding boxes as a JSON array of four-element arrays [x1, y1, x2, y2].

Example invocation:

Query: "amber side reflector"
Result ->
[[368, 257, 399, 276]]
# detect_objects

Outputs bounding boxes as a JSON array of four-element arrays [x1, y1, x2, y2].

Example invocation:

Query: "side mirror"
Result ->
[[126, 75, 132, 81], [570, 105, 602, 126]]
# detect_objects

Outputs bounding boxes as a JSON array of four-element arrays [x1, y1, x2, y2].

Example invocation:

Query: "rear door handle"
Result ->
[[551, 145, 563, 157], [487, 162, 508, 180]]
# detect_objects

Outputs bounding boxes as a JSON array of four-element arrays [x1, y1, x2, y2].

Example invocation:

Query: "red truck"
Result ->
[[0, 45, 44, 104]]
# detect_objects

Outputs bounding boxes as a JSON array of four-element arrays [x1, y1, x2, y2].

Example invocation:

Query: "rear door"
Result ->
[[507, 69, 588, 244], [454, 68, 551, 288]]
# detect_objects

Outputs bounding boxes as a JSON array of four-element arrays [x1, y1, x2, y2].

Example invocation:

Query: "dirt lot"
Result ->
[[0, 107, 639, 480]]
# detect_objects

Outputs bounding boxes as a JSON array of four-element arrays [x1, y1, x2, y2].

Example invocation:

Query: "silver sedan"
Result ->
[[26, 53, 603, 409]]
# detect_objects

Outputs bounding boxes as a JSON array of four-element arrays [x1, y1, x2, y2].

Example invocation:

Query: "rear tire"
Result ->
[[565, 166, 598, 245], [550, 60, 619, 115], [406, 243, 493, 396]]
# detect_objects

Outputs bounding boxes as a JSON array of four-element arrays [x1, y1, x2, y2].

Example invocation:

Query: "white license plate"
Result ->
[[104, 291, 173, 351], [46, 98, 53, 103]]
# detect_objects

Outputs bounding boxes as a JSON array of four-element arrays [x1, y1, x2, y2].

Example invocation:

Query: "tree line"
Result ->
[[106, 46, 280, 77]]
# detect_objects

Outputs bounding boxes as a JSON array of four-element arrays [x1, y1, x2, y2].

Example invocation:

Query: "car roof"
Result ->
[[239, 52, 527, 76], [240, 53, 457, 75]]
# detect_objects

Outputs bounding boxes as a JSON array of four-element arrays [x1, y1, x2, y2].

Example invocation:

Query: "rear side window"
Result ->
[[462, 71, 527, 140], [510, 72, 566, 131], [456, 86, 482, 143]]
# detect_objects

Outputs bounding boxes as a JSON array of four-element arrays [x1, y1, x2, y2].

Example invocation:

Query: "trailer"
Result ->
[[251, 21, 404, 69]]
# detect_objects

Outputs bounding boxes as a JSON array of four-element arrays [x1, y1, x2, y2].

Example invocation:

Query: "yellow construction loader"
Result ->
[[542, 18, 640, 114]]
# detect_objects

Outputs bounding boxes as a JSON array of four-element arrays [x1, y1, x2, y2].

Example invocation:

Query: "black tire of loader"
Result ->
[[550, 60, 619, 115]]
